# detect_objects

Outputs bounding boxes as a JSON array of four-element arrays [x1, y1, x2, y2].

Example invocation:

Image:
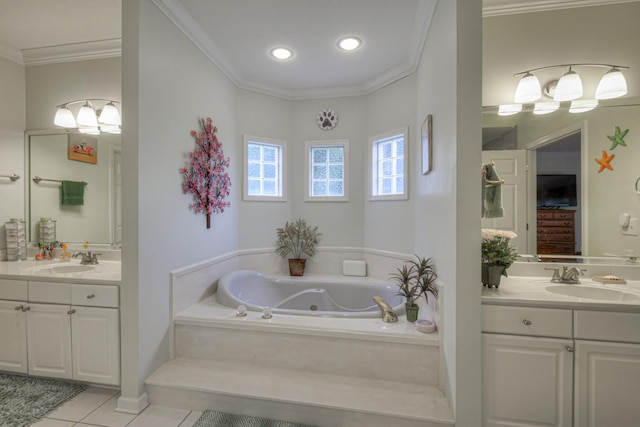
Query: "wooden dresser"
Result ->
[[537, 210, 576, 255]]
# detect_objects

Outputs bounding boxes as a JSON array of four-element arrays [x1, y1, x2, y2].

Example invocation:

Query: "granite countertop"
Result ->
[[0, 258, 121, 285], [481, 275, 640, 312]]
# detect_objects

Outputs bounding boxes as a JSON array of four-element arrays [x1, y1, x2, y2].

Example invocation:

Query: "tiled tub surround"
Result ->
[[481, 270, 640, 426], [151, 248, 452, 427]]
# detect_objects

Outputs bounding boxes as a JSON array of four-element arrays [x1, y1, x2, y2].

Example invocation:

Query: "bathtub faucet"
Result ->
[[373, 296, 398, 323]]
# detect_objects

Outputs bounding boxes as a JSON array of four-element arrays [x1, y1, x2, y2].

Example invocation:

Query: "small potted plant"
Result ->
[[481, 229, 519, 288], [275, 219, 321, 276], [390, 255, 438, 322]]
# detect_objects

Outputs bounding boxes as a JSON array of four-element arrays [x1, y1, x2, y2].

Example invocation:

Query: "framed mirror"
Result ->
[[25, 130, 122, 245]]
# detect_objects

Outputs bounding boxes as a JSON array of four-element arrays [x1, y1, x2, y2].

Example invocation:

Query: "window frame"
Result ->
[[304, 139, 349, 202], [368, 127, 409, 201], [243, 135, 287, 202]]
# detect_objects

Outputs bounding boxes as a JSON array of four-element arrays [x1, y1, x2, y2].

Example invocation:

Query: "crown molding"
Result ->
[[483, 0, 640, 17], [0, 41, 24, 65], [21, 38, 121, 66]]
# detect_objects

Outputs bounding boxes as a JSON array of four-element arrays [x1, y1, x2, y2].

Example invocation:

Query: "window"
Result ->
[[243, 135, 287, 201], [369, 127, 408, 200], [305, 139, 349, 201]]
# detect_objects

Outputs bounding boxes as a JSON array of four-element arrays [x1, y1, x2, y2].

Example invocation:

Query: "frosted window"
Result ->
[[369, 128, 408, 200], [310, 146, 345, 197], [244, 138, 286, 201]]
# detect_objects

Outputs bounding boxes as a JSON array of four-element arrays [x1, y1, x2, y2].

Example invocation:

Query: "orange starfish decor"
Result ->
[[595, 150, 615, 173]]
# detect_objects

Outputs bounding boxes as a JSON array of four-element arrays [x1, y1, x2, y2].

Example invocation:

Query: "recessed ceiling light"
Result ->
[[337, 37, 362, 51], [270, 47, 293, 60]]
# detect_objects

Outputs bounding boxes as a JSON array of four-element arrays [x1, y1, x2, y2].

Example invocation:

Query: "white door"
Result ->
[[575, 340, 640, 427], [27, 303, 72, 379], [0, 300, 28, 373], [482, 150, 528, 254], [71, 306, 120, 385], [483, 333, 574, 427]]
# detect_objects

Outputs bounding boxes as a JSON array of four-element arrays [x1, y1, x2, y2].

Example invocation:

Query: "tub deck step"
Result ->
[[146, 357, 454, 427]]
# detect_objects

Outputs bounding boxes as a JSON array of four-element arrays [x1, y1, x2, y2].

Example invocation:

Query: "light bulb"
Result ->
[[554, 68, 583, 102], [514, 72, 541, 103]]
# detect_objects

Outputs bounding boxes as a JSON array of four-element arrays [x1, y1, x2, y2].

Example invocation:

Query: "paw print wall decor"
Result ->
[[317, 108, 338, 131]]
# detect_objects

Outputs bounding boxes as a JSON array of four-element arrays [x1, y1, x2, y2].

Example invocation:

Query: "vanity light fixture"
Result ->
[[508, 64, 629, 115], [337, 36, 362, 51], [270, 47, 293, 60], [498, 103, 522, 116], [54, 99, 121, 134], [533, 101, 560, 115]]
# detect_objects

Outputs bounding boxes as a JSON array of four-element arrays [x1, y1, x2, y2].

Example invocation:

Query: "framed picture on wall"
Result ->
[[68, 134, 98, 164], [421, 114, 432, 175]]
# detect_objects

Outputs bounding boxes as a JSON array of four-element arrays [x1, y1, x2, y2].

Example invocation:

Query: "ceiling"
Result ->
[[0, 0, 634, 99]]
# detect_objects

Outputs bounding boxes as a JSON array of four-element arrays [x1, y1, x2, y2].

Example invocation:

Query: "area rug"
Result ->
[[193, 410, 316, 427], [0, 373, 87, 427]]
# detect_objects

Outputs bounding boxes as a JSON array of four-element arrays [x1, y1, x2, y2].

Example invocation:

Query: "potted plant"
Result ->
[[390, 255, 438, 322], [275, 219, 321, 276], [481, 229, 519, 288]]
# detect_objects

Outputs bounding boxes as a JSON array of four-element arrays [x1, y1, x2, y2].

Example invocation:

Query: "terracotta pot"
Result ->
[[482, 265, 505, 288], [288, 258, 306, 276], [405, 304, 419, 322]]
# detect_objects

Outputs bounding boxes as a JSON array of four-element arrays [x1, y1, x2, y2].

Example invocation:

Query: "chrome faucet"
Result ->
[[373, 296, 398, 323], [546, 265, 585, 284], [72, 251, 100, 265]]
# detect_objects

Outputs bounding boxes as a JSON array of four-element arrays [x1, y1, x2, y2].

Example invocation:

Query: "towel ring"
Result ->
[[635, 177, 640, 194]]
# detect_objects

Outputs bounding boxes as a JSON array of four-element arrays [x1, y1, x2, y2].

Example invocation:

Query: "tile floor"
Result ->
[[31, 387, 202, 427]]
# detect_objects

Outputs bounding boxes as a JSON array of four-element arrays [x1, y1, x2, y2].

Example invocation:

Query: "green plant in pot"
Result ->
[[390, 255, 438, 322], [275, 219, 321, 276], [481, 229, 519, 288]]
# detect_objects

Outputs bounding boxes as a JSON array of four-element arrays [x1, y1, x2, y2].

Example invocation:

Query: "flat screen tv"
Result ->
[[537, 174, 577, 207]]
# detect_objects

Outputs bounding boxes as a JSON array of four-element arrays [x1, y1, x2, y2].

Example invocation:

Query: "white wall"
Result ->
[[121, 0, 241, 410], [415, 0, 482, 424], [0, 56, 25, 256]]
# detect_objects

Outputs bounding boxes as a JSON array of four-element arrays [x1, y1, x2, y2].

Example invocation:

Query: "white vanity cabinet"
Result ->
[[482, 305, 574, 427], [482, 303, 640, 427], [0, 278, 120, 386], [0, 279, 29, 373]]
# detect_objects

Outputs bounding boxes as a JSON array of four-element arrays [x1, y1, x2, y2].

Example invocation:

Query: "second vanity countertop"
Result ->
[[481, 275, 640, 312], [0, 258, 121, 285]]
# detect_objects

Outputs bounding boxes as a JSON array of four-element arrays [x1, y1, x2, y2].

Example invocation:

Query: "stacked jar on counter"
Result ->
[[5, 219, 27, 261]]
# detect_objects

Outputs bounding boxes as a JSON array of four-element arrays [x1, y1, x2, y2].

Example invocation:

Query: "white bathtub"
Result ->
[[216, 269, 405, 318]]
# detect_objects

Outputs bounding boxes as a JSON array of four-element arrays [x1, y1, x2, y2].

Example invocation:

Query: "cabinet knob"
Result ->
[[14, 305, 23, 311], [67, 309, 76, 315], [522, 319, 532, 326], [21, 306, 31, 312], [86, 294, 95, 299], [566, 345, 574, 353]]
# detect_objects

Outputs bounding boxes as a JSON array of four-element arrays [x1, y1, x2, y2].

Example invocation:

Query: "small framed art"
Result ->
[[421, 114, 432, 175]]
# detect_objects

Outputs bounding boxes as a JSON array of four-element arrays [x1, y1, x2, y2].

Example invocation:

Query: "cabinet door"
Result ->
[[0, 300, 28, 373], [71, 306, 120, 385], [575, 340, 640, 427], [483, 334, 574, 427], [26, 303, 72, 379]]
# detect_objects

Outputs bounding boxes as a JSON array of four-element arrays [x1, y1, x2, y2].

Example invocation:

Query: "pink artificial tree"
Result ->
[[180, 117, 231, 228]]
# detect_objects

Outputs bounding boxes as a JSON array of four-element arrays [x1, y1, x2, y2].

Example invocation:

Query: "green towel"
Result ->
[[483, 165, 504, 218], [61, 180, 85, 205]]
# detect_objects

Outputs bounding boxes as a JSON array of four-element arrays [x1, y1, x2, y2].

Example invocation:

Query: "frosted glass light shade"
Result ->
[[514, 73, 541, 103], [498, 104, 522, 116], [595, 68, 627, 100], [54, 107, 76, 128], [98, 102, 121, 125], [100, 125, 121, 134], [76, 102, 98, 127], [78, 127, 100, 135], [533, 101, 559, 115], [554, 69, 583, 101], [569, 99, 598, 113]]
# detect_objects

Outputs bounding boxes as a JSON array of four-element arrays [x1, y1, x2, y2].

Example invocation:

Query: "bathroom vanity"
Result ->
[[481, 276, 640, 427], [0, 259, 121, 386]]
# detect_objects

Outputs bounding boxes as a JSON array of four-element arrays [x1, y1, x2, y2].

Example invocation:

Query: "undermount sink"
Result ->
[[545, 285, 640, 302], [29, 264, 96, 274]]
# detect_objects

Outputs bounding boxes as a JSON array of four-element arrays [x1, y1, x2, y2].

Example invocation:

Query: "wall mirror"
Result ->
[[482, 101, 640, 264], [25, 130, 122, 245]]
